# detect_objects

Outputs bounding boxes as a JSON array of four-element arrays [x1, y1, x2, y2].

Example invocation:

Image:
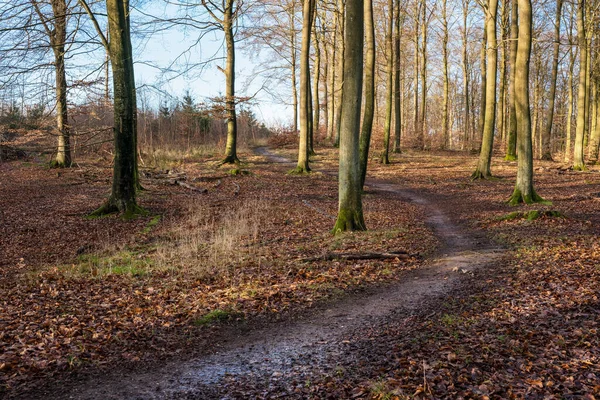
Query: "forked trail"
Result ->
[[52, 148, 505, 399]]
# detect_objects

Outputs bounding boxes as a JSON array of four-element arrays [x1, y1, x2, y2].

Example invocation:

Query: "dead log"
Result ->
[[302, 250, 412, 262], [176, 180, 207, 193]]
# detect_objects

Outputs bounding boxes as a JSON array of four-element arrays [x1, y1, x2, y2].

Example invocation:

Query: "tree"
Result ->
[[82, 0, 144, 218], [440, 0, 450, 150], [359, 0, 375, 188], [380, 0, 394, 164], [203, 0, 240, 164], [393, 0, 403, 153], [508, 0, 545, 205], [31, 0, 73, 167], [472, 0, 498, 179], [505, 0, 518, 160], [294, 0, 315, 173], [540, 0, 563, 161], [573, 0, 587, 171], [332, 0, 365, 234]]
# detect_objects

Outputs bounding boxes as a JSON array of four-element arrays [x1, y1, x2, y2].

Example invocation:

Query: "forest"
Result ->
[[1, 0, 600, 398]]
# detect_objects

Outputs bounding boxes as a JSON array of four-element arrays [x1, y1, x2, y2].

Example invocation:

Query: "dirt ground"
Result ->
[[2, 138, 600, 399]]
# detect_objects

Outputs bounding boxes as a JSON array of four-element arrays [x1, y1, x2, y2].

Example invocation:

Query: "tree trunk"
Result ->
[[573, 0, 587, 171], [441, 0, 450, 149], [393, 0, 402, 153], [541, 0, 563, 160], [509, 0, 544, 204], [413, 0, 421, 149], [419, 0, 427, 149], [505, 0, 518, 160], [333, 0, 345, 147], [333, 0, 366, 234], [312, 13, 321, 150], [478, 25, 487, 151], [564, 19, 576, 163], [381, 0, 393, 164], [50, 0, 72, 168], [472, 0, 498, 179], [289, 2, 298, 135], [295, 0, 314, 173], [90, 0, 143, 218], [589, 78, 600, 163], [359, 0, 375, 188], [222, 0, 238, 164], [462, 0, 470, 150]]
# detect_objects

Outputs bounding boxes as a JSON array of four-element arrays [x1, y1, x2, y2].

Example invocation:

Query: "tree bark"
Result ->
[[505, 0, 518, 160], [509, 0, 544, 204], [50, 0, 72, 168], [541, 0, 563, 160], [333, 0, 366, 234], [564, 40, 576, 163], [359, 0, 375, 188], [222, 0, 238, 164], [312, 12, 321, 151], [393, 0, 402, 153], [295, 0, 315, 173], [333, 0, 345, 147], [462, 0, 470, 150], [573, 0, 587, 171], [472, 0, 498, 179], [441, 0, 450, 149], [381, 0, 393, 164], [90, 0, 143, 218]]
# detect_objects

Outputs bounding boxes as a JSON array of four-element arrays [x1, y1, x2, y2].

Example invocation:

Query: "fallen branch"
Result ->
[[176, 180, 207, 193], [302, 250, 412, 262]]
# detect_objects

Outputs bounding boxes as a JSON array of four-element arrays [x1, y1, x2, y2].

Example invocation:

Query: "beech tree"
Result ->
[[294, 0, 315, 173], [332, 0, 365, 234], [203, 0, 241, 164], [505, 0, 518, 160], [380, 0, 394, 164], [540, 0, 563, 161], [359, 0, 375, 188], [508, 0, 545, 205], [573, 0, 587, 171], [472, 0, 498, 179], [81, 0, 144, 218]]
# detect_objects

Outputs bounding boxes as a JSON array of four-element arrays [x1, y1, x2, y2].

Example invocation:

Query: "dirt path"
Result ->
[[52, 148, 505, 399]]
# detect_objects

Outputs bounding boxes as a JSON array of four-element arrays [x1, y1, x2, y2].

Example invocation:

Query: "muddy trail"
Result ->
[[50, 148, 505, 400]]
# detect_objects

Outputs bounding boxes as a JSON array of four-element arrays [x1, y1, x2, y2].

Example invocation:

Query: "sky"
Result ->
[[130, 2, 293, 128]]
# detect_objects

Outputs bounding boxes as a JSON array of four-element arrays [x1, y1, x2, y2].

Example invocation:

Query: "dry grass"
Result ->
[[156, 198, 267, 278]]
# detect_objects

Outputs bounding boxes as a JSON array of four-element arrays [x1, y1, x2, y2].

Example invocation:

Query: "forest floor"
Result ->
[[1, 135, 600, 399]]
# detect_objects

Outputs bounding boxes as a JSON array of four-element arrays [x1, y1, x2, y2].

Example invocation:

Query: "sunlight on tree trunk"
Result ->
[[505, 0, 518, 161], [380, 0, 393, 165], [541, 0, 563, 161], [508, 0, 546, 206], [294, 0, 314, 174], [472, 0, 498, 180], [359, 0, 375, 188], [393, 0, 402, 153], [333, 0, 366, 234], [573, 0, 587, 171]]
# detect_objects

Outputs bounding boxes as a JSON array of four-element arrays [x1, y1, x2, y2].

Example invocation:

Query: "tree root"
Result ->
[[88, 198, 147, 220], [507, 187, 552, 206], [219, 154, 240, 166], [288, 166, 311, 175], [471, 169, 492, 180], [332, 209, 366, 235]]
